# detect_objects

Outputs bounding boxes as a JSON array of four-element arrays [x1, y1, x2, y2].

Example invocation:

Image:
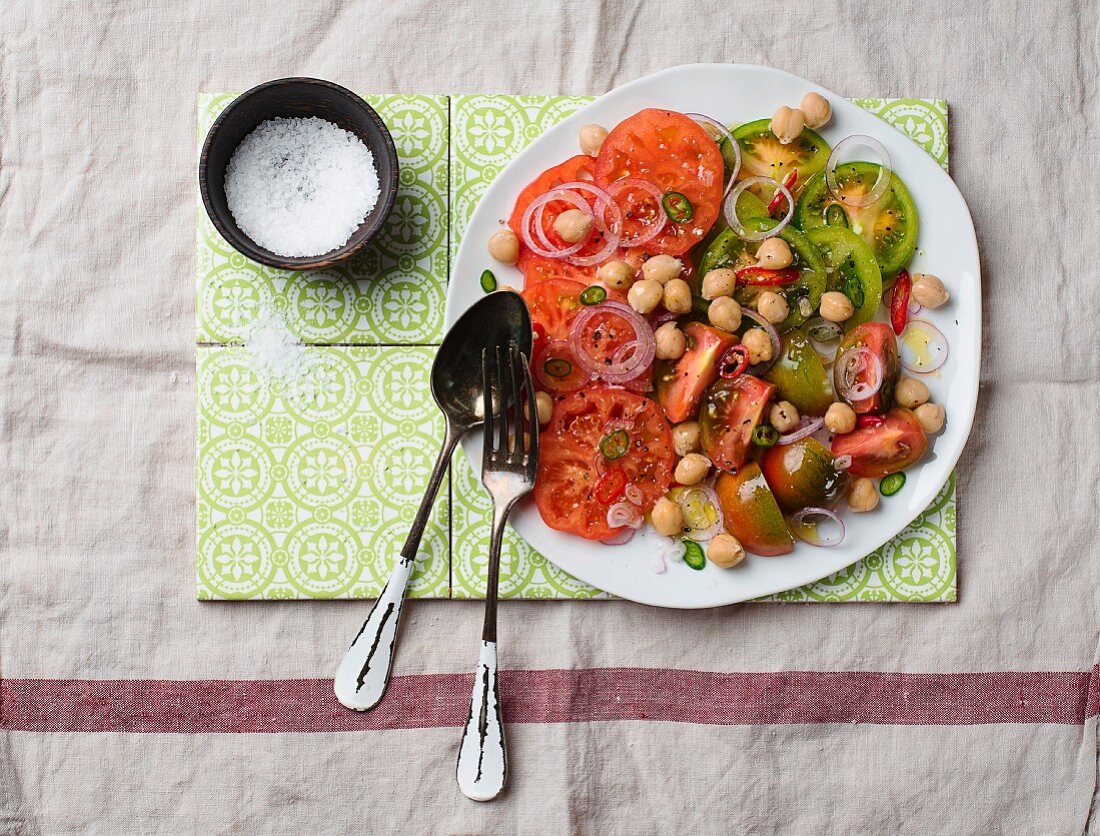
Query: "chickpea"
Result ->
[[757, 291, 789, 324], [895, 376, 930, 409], [755, 237, 793, 270], [848, 478, 879, 512], [824, 402, 857, 434], [642, 254, 683, 285], [912, 273, 950, 308], [579, 123, 609, 156], [914, 403, 946, 434], [651, 497, 683, 537], [534, 391, 553, 426], [769, 400, 800, 433], [597, 259, 635, 290], [672, 421, 701, 456], [707, 533, 746, 568], [553, 209, 593, 243], [627, 279, 663, 314], [708, 296, 742, 332], [771, 105, 805, 144], [800, 92, 832, 129], [662, 278, 692, 314], [674, 453, 711, 485], [701, 267, 737, 300], [820, 290, 855, 322], [487, 229, 520, 264], [654, 322, 687, 361], [742, 327, 773, 364]]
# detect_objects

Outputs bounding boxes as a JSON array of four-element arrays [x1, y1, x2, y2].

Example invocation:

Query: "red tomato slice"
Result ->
[[532, 338, 589, 396], [520, 278, 587, 340], [594, 109, 724, 256], [508, 154, 595, 239], [518, 250, 598, 285], [834, 321, 901, 414], [831, 407, 927, 478], [655, 323, 737, 423], [536, 387, 674, 541], [699, 374, 777, 472]]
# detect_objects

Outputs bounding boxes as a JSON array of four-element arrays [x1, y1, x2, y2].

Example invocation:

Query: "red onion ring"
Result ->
[[607, 500, 644, 530], [569, 301, 656, 383], [606, 178, 667, 247], [674, 485, 725, 542], [789, 507, 846, 547], [899, 318, 949, 375], [520, 188, 593, 258], [835, 346, 884, 401], [685, 113, 741, 197], [564, 225, 621, 267], [778, 416, 825, 445], [724, 176, 794, 242], [601, 528, 635, 546], [624, 483, 644, 506], [826, 135, 892, 208], [833, 454, 853, 471], [740, 308, 781, 375]]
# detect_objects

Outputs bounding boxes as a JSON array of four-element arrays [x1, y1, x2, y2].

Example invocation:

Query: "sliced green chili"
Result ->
[[682, 540, 706, 571], [844, 272, 866, 308], [480, 269, 497, 293], [879, 472, 906, 496], [599, 428, 630, 460], [825, 204, 848, 228], [662, 191, 694, 223], [543, 357, 572, 378], [580, 285, 607, 305], [752, 424, 779, 448]]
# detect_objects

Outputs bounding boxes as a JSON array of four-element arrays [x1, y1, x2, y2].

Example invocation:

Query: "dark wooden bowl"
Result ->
[[198, 77, 399, 271]]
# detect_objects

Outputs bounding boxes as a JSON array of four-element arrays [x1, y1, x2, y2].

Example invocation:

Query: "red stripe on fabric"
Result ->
[[1, 670, 1094, 734]]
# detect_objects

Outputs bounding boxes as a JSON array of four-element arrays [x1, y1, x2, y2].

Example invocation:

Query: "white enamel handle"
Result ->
[[334, 557, 414, 711], [456, 640, 506, 801]]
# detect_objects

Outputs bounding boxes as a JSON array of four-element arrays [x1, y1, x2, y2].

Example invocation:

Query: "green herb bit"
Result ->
[[844, 272, 865, 308], [480, 269, 497, 293], [543, 357, 572, 379], [662, 191, 694, 223], [752, 424, 779, 448], [580, 285, 607, 305], [880, 472, 906, 496], [599, 428, 630, 460], [825, 204, 848, 228], [683, 540, 706, 570]]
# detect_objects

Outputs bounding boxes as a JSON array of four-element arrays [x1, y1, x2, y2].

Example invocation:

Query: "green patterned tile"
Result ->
[[448, 93, 955, 603], [196, 93, 449, 345], [196, 344, 449, 600]]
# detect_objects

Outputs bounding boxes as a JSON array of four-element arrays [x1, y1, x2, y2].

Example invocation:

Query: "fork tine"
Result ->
[[481, 348, 494, 470], [519, 351, 538, 470], [507, 342, 525, 461]]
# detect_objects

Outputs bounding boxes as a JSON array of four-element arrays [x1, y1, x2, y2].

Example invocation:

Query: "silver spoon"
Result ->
[[334, 290, 532, 711]]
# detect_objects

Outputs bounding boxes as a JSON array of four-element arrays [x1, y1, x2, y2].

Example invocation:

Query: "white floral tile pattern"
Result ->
[[196, 346, 450, 600], [196, 93, 449, 345]]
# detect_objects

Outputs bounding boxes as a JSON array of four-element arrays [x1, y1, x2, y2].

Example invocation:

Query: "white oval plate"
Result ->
[[445, 64, 980, 608]]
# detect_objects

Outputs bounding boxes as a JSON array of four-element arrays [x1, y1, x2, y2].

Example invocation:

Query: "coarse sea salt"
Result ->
[[225, 116, 380, 258], [242, 303, 306, 382]]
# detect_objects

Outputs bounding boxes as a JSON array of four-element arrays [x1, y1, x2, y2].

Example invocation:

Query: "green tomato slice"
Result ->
[[806, 226, 883, 328], [731, 119, 831, 191], [795, 163, 919, 278]]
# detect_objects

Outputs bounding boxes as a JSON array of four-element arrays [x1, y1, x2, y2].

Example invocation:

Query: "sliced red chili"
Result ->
[[719, 344, 750, 379], [767, 169, 798, 215], [891, 269, 912, 336], [594, 467, 627, 505], [736, 265, 800, 285], [856, 414, 886, 429]]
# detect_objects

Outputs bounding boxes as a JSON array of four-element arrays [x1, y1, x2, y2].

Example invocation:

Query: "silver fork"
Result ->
[[456, 342, 538, 802]]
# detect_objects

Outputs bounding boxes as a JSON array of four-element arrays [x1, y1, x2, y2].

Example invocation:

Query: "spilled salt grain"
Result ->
[[243, 304, 306, 382], [225, 116, 379, 257]]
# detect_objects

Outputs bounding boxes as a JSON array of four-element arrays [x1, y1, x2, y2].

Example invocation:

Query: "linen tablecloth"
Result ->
[[1, 1, 1098, 833]]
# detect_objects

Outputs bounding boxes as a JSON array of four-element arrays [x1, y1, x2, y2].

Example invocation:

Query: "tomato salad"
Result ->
[[482, 94, 952, 571]]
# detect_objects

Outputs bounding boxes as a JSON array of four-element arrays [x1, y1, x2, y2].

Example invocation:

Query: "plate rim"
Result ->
[[445, 63, 981, 608]]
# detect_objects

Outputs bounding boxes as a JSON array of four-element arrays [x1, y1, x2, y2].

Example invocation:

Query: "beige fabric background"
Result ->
[[1, 0, 1099, 832]]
